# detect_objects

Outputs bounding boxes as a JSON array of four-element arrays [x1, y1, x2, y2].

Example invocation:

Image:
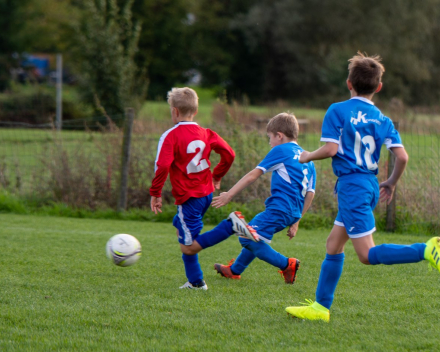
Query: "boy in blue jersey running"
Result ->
[[285, 52, 440, 322], [210, 113, 316, 284]]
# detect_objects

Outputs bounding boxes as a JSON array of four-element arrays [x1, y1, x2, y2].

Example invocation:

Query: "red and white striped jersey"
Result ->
[[150, 122, 235, 205]]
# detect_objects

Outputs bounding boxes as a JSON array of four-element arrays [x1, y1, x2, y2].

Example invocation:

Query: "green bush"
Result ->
[[0, 84, 94, 123]]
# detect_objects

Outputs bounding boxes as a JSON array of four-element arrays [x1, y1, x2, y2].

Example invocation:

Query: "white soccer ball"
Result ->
[[106, 234, 141, 267]]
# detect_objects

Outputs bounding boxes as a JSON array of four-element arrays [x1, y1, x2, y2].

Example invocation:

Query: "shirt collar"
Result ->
[[350, 96, 374, 105], [176, 121, 198, 126]]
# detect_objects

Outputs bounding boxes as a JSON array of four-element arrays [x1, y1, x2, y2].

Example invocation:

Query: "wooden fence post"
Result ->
[[117, 108, 134, 212], [385, 121, 399, 231]]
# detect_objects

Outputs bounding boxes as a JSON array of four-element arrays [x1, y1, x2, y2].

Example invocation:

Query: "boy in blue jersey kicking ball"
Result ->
[[210, 113, 316, 284], [285, 52, 440, 322]]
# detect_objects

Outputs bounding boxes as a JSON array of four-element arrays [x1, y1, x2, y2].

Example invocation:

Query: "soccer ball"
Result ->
[[106, 234, 141, 267]]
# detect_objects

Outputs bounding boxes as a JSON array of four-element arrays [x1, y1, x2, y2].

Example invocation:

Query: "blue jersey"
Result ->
[[256, 142, 316, 218], [321, 97, 403, 177]]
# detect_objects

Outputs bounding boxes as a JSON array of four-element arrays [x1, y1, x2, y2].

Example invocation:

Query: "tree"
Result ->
[[189, 0, 259, 101], [0, 0, 25, 91], [130, 0, 195, 100], [230, 0, 440, 105], [74, 0, 143, 116]]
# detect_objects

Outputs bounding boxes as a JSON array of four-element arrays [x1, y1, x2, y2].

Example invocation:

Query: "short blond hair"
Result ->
[[348, 51, 385, 95], [167, 87, 198, 117], [266, 113, 298, 140]]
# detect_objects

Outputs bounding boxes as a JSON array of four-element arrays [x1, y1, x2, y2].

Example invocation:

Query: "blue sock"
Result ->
[[196, 219, 233, 249], [182, 254, 203, 285], [368, 243, 426, 265], [231, 247, 256, 275], [315, 253, 345, 310], [238, 237, 289, 270]]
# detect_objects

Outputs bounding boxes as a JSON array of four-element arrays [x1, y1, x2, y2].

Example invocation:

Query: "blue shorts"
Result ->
[[335, 173, 379, 238], [249, 208, 299, 243], [172, 194, 213, 245]]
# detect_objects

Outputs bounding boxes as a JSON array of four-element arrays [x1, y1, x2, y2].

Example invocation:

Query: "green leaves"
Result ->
[[75, 0, 145, 117]]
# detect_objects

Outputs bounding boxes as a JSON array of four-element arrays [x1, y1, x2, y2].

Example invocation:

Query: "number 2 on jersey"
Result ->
[[353, 132, 378, 170], [186, 140, 209, 174]]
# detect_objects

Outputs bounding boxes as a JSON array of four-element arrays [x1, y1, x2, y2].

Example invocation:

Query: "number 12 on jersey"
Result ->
[[353, 132, 378, 170]]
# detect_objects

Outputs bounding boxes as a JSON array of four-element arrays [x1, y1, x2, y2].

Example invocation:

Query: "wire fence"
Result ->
[[0, 113, 438, 233]]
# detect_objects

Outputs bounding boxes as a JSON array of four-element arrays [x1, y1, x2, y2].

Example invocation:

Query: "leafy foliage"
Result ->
[[2, 0, 440, 106], [131, 0, 194, 100], [231, 0, 440, 104], [0, 0, 25, 91], [74, 0, 144, 116]]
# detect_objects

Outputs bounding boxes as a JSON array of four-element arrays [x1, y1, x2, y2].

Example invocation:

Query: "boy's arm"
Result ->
[[299, 142, 339, 164], [379, 147, 408, 205], [150, 196, 163, 214], [210, 131, 235, 188], [287, 191, 315, 239], [149, 135, 174, 213], [211, 168, 263, 208]]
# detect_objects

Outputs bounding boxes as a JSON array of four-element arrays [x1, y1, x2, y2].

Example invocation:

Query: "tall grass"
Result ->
[[0, 99, 439, 234]]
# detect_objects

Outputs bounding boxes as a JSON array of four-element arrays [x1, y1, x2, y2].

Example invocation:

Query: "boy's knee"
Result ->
[[180, 242, 202, 255], [357, 254, 370, 265], [180, 246, 197, 255], [325, 241, 345, 255]]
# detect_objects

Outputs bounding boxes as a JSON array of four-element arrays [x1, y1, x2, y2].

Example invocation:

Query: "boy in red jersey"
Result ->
[[150, 87, 235, 290]]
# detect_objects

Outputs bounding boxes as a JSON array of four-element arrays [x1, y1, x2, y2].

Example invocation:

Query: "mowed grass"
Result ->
[[1, 214, 439, 351], [138, 100, 327, 126]]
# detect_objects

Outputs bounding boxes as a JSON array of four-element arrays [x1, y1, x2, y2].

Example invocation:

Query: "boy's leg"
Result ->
[[286, 225, 348, 322], [213, 210, 300, 281], [334, 175, 427, 267], [365, 238, 426, 265], [239, 238, 289, 272], [181, 253, 205, 288], [214, 247, 256, 279], [315, 225, 348, 309], [242, 210, 300, 282], [230, 247, 256, 274], [195, 219, 234, 250], [173, 195, 212, 288]]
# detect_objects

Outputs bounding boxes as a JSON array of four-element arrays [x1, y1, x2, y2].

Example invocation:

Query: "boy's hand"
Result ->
[[150, 196, 163, 214], [213, 178, 221, 190], [287, 221, 299, 240], [299, 151, 310, 164], [379, 180, 396, 205], [211, 192, 232, 208]]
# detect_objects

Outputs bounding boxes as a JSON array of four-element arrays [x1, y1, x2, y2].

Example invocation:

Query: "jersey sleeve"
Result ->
[[307, 161, 316, 193], [209, 130, 235, 180], [149, 132, 174, 197], [321, 104, 342, 144], [383, 120, 403, 149], [256, 146, 284, 173]]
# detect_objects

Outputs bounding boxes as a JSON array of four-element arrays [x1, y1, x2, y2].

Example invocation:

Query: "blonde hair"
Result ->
[[348, 51, 385, 95], [167, 87, 198, 117], [266, 113, 298, 140]]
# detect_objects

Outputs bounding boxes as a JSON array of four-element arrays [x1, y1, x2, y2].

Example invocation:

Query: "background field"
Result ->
[[1, 214, 439, 351], [1, 91, 439, 234]]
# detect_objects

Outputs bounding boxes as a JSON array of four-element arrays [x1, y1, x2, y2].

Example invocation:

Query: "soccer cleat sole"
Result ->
[[179, 281, 208, 290], [290, 259, 300, 284], [229, 211, 260, 242], [425, 237, 440, 273], [279, 258, 300, 284], [214, 263, 241, 279], [285, 306, 330, 322]]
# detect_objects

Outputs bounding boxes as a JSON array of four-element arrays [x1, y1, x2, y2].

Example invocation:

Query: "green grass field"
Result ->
[[1, 214, 439, 351]]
